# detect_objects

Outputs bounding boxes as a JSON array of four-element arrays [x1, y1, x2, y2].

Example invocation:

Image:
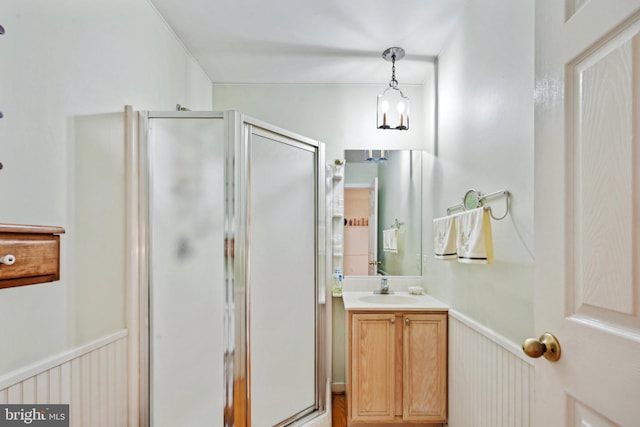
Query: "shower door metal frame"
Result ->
[[239, 117, 328, 426], [135, 110, 327, 427], [232, 113, 327, 426]]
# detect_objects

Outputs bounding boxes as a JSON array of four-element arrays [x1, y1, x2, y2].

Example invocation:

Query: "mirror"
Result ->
[[342, 149, 422, 277]]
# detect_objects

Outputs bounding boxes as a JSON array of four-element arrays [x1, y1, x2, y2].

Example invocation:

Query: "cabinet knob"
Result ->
[[0, 254, 16, 265], [405, 318, 410, 325], [390, 318, 395, 324]]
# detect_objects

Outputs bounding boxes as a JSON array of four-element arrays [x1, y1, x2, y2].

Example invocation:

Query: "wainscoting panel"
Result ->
[[448, 311, 533, 427], [0, 330, 128, 427]]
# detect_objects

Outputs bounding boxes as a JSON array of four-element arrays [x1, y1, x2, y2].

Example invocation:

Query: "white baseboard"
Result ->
[[331, 382, 345, 394]]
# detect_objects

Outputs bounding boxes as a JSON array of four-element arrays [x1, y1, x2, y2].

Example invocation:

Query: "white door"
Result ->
[[368, 177, 379, 275], [534, 1, 640, 426]]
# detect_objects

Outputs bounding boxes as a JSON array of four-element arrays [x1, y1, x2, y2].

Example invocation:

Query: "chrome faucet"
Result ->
[[374, 277, 393, 294]]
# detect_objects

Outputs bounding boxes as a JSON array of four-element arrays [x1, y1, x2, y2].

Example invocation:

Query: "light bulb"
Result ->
[[381, 100, 390, 112], [396, 101, 405, 114]]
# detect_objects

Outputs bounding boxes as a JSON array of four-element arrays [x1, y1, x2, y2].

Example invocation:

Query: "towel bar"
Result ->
[[446, 189, 510, 220]]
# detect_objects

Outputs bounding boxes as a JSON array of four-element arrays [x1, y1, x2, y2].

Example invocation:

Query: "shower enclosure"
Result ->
[[134, 110, 327, 426]]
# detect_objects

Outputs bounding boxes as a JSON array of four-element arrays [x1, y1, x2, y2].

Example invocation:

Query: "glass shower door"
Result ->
[[147, 116, 225, 427], [248, 129, 318, 425]]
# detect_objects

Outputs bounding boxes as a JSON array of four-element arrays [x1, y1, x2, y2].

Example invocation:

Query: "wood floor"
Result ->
[[332, 393, 347, 427]]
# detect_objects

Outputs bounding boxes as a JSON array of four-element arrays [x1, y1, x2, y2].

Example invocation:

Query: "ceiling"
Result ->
[[149, 0, 467, 85]]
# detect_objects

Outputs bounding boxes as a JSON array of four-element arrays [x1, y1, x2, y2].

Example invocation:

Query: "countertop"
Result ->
[[341, 291, 449, 312]]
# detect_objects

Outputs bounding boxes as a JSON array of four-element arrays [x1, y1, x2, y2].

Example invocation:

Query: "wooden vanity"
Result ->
[[0, 223, 65, 289], [343, 292, 448, 426]]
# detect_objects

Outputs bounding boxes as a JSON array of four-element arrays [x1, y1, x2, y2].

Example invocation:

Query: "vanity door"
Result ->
[[349, 312, 396, 422], [403, 313, 447, 422]]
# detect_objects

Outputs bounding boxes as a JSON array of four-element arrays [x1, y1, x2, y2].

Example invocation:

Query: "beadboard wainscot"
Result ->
[[448, 310, 533, 427], [0, 330, 128, 427]]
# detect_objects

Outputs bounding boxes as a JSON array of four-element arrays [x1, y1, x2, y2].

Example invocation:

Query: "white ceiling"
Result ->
[[149, 0, 467, 85]]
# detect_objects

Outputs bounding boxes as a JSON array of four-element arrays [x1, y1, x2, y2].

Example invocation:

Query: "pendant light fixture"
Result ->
[[377, 47, 410, 130]]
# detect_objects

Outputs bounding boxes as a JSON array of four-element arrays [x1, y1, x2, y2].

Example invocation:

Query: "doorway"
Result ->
[[343, 187, 370, 275]]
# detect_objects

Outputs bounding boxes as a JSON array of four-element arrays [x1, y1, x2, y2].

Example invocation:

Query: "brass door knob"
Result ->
[[522, 332, 561, 362]]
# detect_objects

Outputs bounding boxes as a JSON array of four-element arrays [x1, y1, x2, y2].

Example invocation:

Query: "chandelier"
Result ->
[[377, 47, 410, 130]]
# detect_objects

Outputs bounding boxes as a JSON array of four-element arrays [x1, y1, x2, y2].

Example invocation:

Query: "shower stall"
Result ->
[[132, 110, 327, 426]]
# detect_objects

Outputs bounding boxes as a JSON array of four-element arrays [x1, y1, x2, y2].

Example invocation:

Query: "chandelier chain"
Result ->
[[390, 54, 398, 88]]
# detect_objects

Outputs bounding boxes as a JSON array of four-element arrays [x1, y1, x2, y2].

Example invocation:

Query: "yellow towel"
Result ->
[[433, 216, 457, 260], [456, 208, 493, 264]]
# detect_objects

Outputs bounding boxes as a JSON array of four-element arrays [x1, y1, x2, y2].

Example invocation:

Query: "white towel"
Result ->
[[433, 216, 457, 260], [456, 207, 493, 264], [382, 228, 398, 253]]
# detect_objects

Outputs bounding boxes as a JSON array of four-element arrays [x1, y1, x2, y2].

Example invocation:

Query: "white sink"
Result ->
[[341, 291, 449, 311], [358, 294, 419, 305]]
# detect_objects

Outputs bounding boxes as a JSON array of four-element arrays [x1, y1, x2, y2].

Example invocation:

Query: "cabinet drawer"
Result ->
[[0, 224, 65, 289]]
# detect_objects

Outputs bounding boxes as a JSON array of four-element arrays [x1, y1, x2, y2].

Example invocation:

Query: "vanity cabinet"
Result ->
[[348, 311, 447, 425]]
